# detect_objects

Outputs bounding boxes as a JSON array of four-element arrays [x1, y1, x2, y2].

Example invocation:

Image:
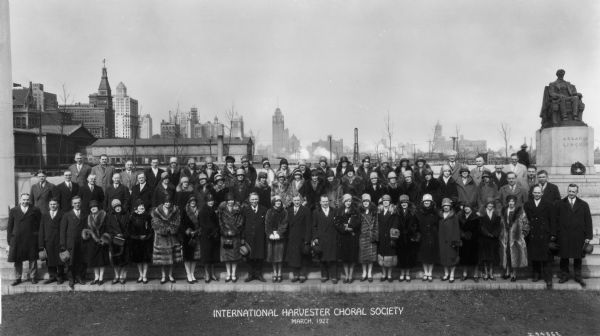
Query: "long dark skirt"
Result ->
[[338, 233, 360, 263], [266, 240, 286, 263], [200, 235, 220, 265], [459, 237, 479, 266], [478, 236, 499, 265], [397, 240, 418, 268], [129, 238, 153, 263], [84, 240, 110, 267], [183, 237, 202, 261], [110, 242, 129, 267]]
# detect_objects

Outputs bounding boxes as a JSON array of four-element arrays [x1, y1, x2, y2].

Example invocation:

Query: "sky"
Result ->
[[9, 0, 600, 152]]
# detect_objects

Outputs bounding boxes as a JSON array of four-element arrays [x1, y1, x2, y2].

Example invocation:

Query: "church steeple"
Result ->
[[98, 59, 111, 96]]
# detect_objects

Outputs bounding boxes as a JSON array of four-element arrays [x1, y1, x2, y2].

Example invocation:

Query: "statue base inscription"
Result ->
[[535, 126, 595, 175]]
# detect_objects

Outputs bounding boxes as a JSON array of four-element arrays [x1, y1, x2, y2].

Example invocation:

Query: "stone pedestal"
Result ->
[[535, 126, 595, 175]]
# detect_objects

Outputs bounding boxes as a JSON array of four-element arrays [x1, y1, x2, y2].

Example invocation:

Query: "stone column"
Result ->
[[0, 0, 16, 228]]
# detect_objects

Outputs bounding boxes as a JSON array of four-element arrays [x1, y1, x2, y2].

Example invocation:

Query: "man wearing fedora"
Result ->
[[552, 184, 592, 287]]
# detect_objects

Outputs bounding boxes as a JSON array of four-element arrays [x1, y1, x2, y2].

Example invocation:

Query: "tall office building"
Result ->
[[140, 114, 153, 138], [271, 107, 299, 156], [113, 82, 139, 138]]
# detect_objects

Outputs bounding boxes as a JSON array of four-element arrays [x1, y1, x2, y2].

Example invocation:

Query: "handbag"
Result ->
[[222, 239, 234, 249], [59, 250, 71, 263], [38, 248, 47, 261], [112, 236, 126, 247], [173, 244, 183, 263], [390, 228, 400, 239]]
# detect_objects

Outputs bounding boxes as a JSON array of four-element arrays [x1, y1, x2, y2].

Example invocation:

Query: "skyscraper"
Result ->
[[140, 114, 153, 138], [272, 107, 286, 155], [114, 82, 139, 138]]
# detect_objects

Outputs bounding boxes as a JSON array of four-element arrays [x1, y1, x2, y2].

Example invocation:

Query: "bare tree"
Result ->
[[384, 111, 394, 160], [499, 123, 511, 158], [58, 83, 74, 166], [223, 103, 236, 147]]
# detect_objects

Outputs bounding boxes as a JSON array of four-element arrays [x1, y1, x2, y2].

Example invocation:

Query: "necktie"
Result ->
[[67, 183, 71, 191], [51, 211, 55, 219], [90, 186, 94, 192], [75, 210, 80, 218], [294, 207, 298, 215]]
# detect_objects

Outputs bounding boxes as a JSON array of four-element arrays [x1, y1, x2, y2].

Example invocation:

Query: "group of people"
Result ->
[[6, 151, 594, 289]]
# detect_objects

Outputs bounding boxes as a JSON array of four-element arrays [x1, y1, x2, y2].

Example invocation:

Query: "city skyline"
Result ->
[[9, 0, 600, 151]]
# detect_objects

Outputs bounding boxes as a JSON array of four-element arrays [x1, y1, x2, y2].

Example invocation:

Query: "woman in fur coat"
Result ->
[[287, 169, 306, 200], [219, 195, 244, 282], [180, 196, 202, 283], [82, 200, 111, 285], [499, 195, 529, 281], [151, 195, 181, 284], [358, 194, 378, 282]]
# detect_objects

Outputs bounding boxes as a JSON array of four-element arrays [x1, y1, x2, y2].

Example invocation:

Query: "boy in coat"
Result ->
[[8, 194, 41, 286]]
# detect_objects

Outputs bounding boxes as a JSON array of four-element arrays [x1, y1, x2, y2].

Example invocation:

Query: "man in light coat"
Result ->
[[91, 154, 115, 191], [505, 153, 527, 188], [30, 170, 55, 215], [68, 152, 92, 187]]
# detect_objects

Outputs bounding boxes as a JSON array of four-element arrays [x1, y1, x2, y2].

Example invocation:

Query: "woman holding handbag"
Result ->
[[219, 194, 244, 282], [82, 200, 111, 285], [181, 196, 202, 284], [107, 199, 129, 284], [358, 193, 378, 282], [128, 199, 153, 284], [397, 194, 418, 282], [151, 195, 182, 284], [438, 198, 461, 283], [377, 194, 400, 282], [265, 195, 288, 282]]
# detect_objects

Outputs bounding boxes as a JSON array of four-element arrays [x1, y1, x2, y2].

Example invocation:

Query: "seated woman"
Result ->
[[82, 200, 111, 285], [151, 195, 182, 284]]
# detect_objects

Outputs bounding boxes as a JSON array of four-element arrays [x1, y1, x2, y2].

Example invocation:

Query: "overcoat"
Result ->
[[180, 204, 202, 261], [252, 183, 272, 209], [130, 183, 153, 211], [59, 209, 86, 266], [38, 210, 64, 267], [198, 204, 220, 265], [194, 184, 216, 208], [152, 183, 176, 208], [151, 205, 181, 265], [458, 211, 480, 266], [456, 176, 478, 208], [523, 199, 553, 261], [83, 210, 111, 267], [104, 184, 130, 212], [312, 207, 338, 262], [285, 205, 312, 268], [175, 186, 194, 211], [438, 176, 459, 205], [499, 206, 529, 269], [53, 182, 80, 212], [358, 204, 378, 264], [30, 182, 55, 214], [80, 184, 105, 216], [120, 170, 138, 193], [91, 164, 116, 191], [241, 204, 267, 260], [386, 184, 402, 205], [271, 181, 292, 208], [231, 179, 252, 204], [334, 207, 361, 263], [365, 183, 388, 205], [438, 210, 461, 267], [219, 201, 244, 262], [528, 182, 561, 204], [127, 211, 153, 263], [491, 171, 508, 189], [498, 184, 528, 208], [397, 206, 418, 268], [68, 163, 92, 187], [377, 205, 399, 257], [265, 206, 288, 263], [8, 206, 41, 262], [107, 209, 129, 266], [478, 210, 501, 264], [304, 180, 326, 210], [144, 167, 165, 189], [341, 175, 365, 198], [324, 180, 343, 209], [399, 181, 422, 205], [415, 205, 439, 264], [477, 181, 499, 211], [552, 197, 593, 259]]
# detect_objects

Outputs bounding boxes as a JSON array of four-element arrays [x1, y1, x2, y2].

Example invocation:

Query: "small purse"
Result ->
[[222, 239, 234, 249], [59, 250, 71, 263], [112, 236, 125, 247]]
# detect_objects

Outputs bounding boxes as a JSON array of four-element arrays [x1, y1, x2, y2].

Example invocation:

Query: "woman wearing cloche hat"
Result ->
[[438, 198, 461, 283], [83, 200, 111, 285], [416, 193, 439, 282]]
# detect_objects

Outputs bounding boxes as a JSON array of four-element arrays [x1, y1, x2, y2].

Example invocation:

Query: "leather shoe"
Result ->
[[321, 277, 329, 283], [546, 281, 553, 289], [331, 279, 338, 284], [68, 279, 74, 289], [57, 277, 65, 285], [75, 277, 86, 285], [291, 277, 299, 283], [11, 279, 22, 286], [31, 278, 38, 284], [575, 278, 586, 288], [558, 277, 568, 284], [44, 278, 57, 285], [299, 277, 306, 283], [244, 276, 254, 283], [532, 273, 540, 282], [257, 275, 266, 282]]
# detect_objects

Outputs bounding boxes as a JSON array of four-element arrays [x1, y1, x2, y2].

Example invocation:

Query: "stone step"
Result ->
[[4, 278, 599, 295]]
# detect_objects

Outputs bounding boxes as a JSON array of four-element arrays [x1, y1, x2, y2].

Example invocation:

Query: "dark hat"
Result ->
[[505, 194, 517, 203], [262, 158, 270, 167], [441, 198, 453, 207], [521, 144, 528, 149], [339, 156, 349, 164], [319, 156, 327, 163], [326, 170, 335, 177], [258, 171, 268, 179], [423, 168, 433, 176], [111, 199, 122, 209], [240, 241, 252, 257], [160, 171, 169, 180], [236, 168, 246, 176], [280, 158, 288, 166], [459, 166, 470, 173], [416, 157, 426, 164], [225, 193, 235, 201], [482, 170, 491, 178], [225, 155, 235, 163], [362, 155, 370, 163], [399, 194, 410, 203], [187, 195, 197, 203], [163, 194, 172, 203], [241, 156, 249, 163], [345, 166, 355, 175], [292, 169, 302, 176], [311, 169, 320, 177], [36, 169, 47, 176], [89, 200, 100, 209], [134, 198, 144, 208]]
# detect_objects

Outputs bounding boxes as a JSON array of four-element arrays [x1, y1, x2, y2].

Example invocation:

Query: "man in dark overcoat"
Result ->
[[80, 174, 104, 217], [131, 172, 153, 211], [38, 198, 65, 284], [7, 194, 41, 286], [529, 170, 561, 203], [491, 164, 508, 190], [144, 158, 165, 190], [312, 194, 339, 283], [60, 196, 87, 289], [104, 173, 130, 212], [304, 170, 326, 210], [523, 186, 554, 289], [552, 184, 593, 287], [30, 170, 55, 215], [68, 152, 92, 187], [242, 192, 267, 282], [53, 170, 80, 212], [286, 195, 313, 282]]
